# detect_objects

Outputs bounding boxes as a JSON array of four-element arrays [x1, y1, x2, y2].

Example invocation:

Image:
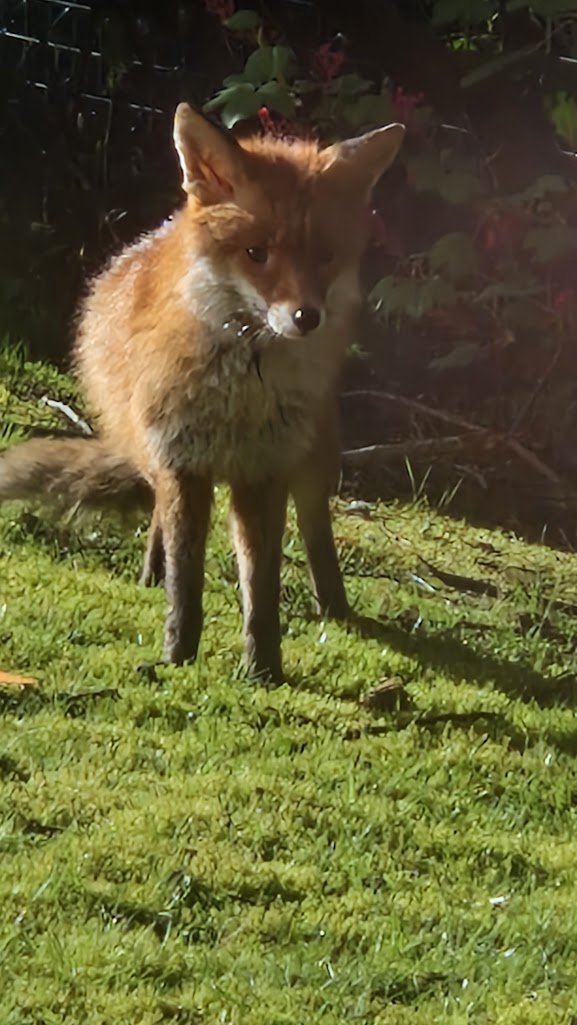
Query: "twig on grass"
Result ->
[[41, 395, 93, 436]]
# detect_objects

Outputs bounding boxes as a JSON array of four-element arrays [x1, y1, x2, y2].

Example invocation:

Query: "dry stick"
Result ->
[[40, 396, 93, 436], [342, 390, 572, 494], [342, 434, 490, 466], [343, 389, 479, 433], [505, 437, 563, 488], [507, 342, 562, 437]]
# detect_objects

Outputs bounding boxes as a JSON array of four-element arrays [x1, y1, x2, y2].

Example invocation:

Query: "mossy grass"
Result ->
[[2, 345, 577, 1023]]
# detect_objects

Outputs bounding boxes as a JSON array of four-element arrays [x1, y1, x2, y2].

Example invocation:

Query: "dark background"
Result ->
[[0, 0, 418, 359], [3, 0, 577, 541]]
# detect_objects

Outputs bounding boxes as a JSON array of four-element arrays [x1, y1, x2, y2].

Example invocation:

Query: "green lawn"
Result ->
[[2, 348, 577, 1024]]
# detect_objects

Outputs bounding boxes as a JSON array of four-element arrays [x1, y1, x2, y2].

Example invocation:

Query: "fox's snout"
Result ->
[[231, 261, 329, 339], [292, 306, 322, 334], [267, 301, 325, 338]]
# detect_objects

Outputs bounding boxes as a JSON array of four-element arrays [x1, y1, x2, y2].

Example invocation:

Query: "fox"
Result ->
[[0, 104, 404, 680]]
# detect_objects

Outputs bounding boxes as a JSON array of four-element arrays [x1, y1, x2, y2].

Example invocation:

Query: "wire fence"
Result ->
[[0, 0, 228, 356]]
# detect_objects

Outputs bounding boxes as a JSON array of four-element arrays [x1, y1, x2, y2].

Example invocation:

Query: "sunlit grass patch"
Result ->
[[2, 352, 577, 1023]]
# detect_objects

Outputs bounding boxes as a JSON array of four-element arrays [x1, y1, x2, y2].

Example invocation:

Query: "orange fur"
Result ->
[[0, 105, 404, 679]]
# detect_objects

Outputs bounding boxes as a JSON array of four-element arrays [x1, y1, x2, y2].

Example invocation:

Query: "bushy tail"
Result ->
[[0, 437, 153, 513]]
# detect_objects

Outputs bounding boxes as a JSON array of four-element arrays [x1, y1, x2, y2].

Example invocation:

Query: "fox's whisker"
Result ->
[[250, 350, 263, 382]]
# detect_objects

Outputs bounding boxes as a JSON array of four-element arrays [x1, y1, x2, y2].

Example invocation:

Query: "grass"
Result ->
[[2, 346, 577, 1023]]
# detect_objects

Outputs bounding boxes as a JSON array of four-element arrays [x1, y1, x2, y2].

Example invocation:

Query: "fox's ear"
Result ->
[[173, 103, 247, 203], [323, 123, 405, 195]]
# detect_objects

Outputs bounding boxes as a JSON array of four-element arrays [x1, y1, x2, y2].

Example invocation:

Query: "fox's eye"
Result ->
[[246, 246, 268, 264]]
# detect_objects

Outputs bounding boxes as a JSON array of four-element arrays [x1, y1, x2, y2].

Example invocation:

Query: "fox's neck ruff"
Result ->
[[146, 263, 353, 483]]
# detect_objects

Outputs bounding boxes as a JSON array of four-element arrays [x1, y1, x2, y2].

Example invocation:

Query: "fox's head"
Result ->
[[173, 104, 404, 341]]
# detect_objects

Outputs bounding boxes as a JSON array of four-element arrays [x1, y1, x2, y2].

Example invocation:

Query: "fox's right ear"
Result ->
[[173, 104, 247, 204], [322, 123, 405, 197]]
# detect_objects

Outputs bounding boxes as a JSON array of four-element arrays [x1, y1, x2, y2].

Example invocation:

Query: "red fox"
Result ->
[[0, 104, 404, 680]]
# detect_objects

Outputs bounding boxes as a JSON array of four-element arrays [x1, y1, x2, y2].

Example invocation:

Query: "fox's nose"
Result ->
[[292, 307, 321, 335]]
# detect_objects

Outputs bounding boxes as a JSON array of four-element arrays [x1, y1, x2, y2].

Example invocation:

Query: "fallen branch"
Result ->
[[506, 437, 564, 488], [343, 389, 482, 434], [342, 389, 574, 496], [342, 434, 482, 465]]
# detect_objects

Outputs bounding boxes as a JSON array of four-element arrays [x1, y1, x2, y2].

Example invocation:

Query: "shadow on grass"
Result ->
[[349, 613, 577, 708], [3, 612, 576, 763], [0, 685, 120, 719], [286, 612, 577, 756]]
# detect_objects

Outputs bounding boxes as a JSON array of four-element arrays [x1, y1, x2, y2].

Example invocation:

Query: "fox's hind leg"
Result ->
[[290, 408, 349, 620], [140, 507, 166, 587], [230, 477, 288, 682], [154, 470, 213, 665]]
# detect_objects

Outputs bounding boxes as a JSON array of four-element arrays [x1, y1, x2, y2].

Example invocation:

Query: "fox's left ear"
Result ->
[[173, 103, 248, 204], [323, 123, 405, 195]]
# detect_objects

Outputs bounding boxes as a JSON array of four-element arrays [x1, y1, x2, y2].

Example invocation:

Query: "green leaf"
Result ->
[[429, 232, 478, 281], [311, 94, 337, 125], [370, 276, 457, 320], [524, 226, 577, 263], [413, 278, 458, 317], [408, 155, 484, 204], [256, 82, 296, 118], [203, 83, 255, 113], [432, 0, 493, 27], [369, 277, 402, 318], [429, 342, 481, 371], [224, 10, 262, 31], [460, 46, 537, 89], [328, 73, 374, 98], [475, 278, 540, 302], [532, 0, 577, 13], [272, 46, 297, 80], [221, 90, 262, 128], [223, 74, 248, 87], [243, 46, 274, 85], [342, 93, 394, 131], [546, 92, 577, 149], [293, 79, 319, 95]]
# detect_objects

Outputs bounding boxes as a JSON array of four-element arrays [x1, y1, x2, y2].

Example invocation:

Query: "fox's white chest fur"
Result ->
[[146, 320, 344, 482], [140, 258, 354, 482]]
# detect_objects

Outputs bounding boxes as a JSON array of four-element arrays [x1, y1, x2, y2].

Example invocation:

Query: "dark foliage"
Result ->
[[4, 0, 577, 538]]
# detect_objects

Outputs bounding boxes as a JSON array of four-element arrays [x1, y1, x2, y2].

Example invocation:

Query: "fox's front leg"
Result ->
[[154, 470, 213, 664], [290, 408, 349, 620], [230, 478, 288, 682]]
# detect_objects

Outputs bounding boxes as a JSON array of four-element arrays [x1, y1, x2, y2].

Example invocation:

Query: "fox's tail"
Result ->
[[0, 437, 153, 512]]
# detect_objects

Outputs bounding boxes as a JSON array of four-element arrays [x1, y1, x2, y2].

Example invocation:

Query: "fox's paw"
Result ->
[[242, 638, 284, 685], [317, 595, 351, 622]]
